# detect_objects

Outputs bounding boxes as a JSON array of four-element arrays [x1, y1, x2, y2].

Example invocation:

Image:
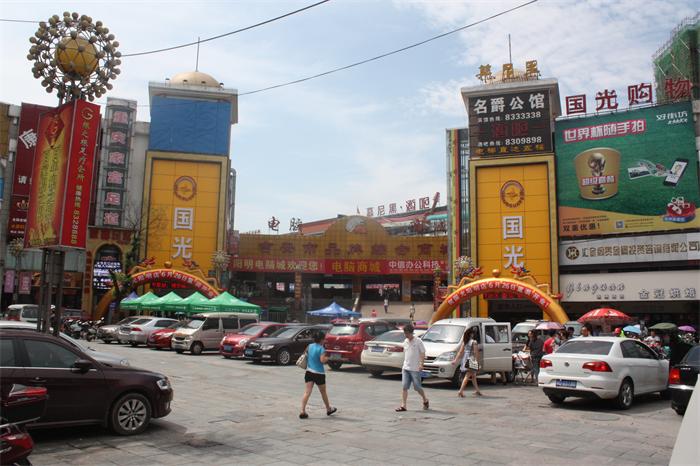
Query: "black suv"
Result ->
[[0, 328, 173, 435], [244, 324, 330, 365]]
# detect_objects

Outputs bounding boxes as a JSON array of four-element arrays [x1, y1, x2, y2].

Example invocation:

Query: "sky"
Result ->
[[0, 0, 696, 234]]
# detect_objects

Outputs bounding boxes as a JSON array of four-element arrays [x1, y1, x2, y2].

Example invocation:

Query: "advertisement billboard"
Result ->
[[8, 103, 52, 241], [560, 270, 698, 302], [25, 100, 101, 249], [555, 101, 699, 236]]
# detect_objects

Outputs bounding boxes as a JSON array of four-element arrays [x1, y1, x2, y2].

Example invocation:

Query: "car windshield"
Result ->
[[168, 321, 185, 329], [330, 325, 359, 336], [680, 346, 700, 365], [374, 331, 405, 343], [240, 325, 265, 336], [60, 332, 88, 352], [512, 332, 530, 343], [556, 340, 613, 355], [512, 323, 535, 334], [185, 319, 204, 329], [269, 327, 300, 339], [131, 318, 151, 325], [118, 317, 138, 325], [20, 307, 39, 319], [421, 325, 465, 344]]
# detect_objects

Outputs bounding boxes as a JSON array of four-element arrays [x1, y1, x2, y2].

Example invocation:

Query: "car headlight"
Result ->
[[120, 358, 130, 367], [435, 351, 457, 362], [261, 344, 275, 351], [239, 339, 249, 346], [156, 377, 171, 391]]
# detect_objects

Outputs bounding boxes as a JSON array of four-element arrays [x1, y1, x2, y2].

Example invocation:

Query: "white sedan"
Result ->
[[538, 337, 668, 409], [360, 329, 425, 377]]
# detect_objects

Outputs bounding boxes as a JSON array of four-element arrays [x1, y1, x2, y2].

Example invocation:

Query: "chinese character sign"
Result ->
[[468, 90, 552, 157], [555, 101, 699, 236]]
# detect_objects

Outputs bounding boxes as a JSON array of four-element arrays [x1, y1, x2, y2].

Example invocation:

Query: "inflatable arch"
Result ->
[[431, 277, 569, 325], [93, 268, 220, 319]]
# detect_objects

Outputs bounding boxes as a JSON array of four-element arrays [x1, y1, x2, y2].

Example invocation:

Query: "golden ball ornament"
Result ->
[[55, 36, 98, 78]]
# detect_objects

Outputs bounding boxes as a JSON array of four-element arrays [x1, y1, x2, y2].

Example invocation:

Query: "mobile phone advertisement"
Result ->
[[555, 101, 698, 237]]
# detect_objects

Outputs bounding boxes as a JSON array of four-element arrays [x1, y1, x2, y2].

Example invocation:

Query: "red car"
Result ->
[[147, 321, 186, 349], [323, 320, 396, 370], [220, 322, 289, 358]]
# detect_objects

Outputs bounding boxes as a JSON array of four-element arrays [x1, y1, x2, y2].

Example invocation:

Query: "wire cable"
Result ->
[[239, 0, 538, 95]]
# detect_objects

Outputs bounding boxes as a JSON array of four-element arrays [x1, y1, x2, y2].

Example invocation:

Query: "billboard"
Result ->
[[469, 155, 559, 315], [556, 102, 699, 236], [561, 270, 698, 302], [467, 89, 553, 157], [143, 152, 229, 275], [25, 100, 101, 249], [8, 103, 52, 241]]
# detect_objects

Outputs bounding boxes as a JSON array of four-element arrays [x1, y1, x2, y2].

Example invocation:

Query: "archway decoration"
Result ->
[[431, 267, 569, 324]]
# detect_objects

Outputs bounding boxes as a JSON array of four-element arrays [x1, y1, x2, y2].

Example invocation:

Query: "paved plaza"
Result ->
[[32, 342, 682, 466]]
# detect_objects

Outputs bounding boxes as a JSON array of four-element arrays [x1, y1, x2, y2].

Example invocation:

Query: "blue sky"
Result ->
[[0, 0, 696, 233]]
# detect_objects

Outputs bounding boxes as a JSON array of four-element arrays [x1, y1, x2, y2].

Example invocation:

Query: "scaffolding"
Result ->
[[652, 13, 699, 102]]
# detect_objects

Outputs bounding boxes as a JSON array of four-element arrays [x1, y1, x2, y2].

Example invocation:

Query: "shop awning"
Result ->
[[191, 291, 261, 314], [162, 292, 210, 314], [307, 301, 360, 318], [148, 291, 184, 312], [120, 291, 157, 311]]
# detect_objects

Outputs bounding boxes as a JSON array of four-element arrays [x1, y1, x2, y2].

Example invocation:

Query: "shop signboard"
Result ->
[[4, 270, 15, 294], [560, 232, 700, 266], [8, 103, 52, 241], [25, 100, 101, 249], [231, 258, 447, 275], [561, 270, 699, 302], [555, 101, 699, 237], [468, 90, 552, 157], [18, 272, 33, 295]]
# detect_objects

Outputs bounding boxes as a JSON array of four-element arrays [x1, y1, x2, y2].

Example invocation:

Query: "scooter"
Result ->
[[0, 384, 49, 465]]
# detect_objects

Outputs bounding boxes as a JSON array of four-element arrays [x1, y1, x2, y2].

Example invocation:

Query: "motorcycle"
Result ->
[[80, 321, 97, 342], [0, 384, 49, 465]]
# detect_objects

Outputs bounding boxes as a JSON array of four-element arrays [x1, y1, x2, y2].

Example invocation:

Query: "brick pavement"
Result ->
[[30, 342, 682, 465]]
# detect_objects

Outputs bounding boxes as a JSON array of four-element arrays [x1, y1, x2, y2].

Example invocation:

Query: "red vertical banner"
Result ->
[[25, 100, 101, 249], [61, 100, 101, 248]]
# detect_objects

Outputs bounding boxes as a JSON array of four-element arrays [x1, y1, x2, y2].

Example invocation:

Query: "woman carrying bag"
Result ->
[[299, 330, 337, 419], [453, 327, 482, 397]]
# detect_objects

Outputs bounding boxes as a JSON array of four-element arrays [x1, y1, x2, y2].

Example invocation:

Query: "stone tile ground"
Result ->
[[30, 342, 682, 465]]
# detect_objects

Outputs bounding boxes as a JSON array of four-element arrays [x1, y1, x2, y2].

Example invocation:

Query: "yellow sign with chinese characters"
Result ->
[[142, 151, 229, 276], [469, 155, 559, 317]]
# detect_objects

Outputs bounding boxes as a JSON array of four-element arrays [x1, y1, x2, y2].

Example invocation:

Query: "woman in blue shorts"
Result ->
[[300, 330, 337, 419]]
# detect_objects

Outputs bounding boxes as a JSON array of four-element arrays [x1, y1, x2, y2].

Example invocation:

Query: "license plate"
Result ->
[[223, 345, 232, 352], [371, 346, 384, 353], [555, 379, 577, 388], [420, 371, 431, 378], [244, 349, 254, 356], [329, 353, 342, 360]]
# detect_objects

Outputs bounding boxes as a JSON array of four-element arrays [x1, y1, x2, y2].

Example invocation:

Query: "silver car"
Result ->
[[98, 316, 139, 343], [122, 317, 178, 346]]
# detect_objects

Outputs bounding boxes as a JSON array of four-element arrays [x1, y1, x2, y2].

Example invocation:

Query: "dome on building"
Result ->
[[169, 70, 220, 87]]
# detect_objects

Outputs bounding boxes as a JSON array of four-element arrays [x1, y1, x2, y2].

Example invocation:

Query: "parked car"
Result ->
[[422, 318, 513, 387], [360, 329, 426, 377], [323, 320, 396, 370], [147, 321, 187, 350], [121, 317, 178, 347], [172, 312, 259, 355], [359, 317, 412, 329], [5, 304, 42, 324], [539, 337, 669, 409], [220, 322, 290, 358], [669, 344, 699, 415], [97, 316, 139, 344], [244, 325, 330, 365], [117, 316, 153, 344], [0, 384, 48, 466], [0, 328, 173, 435], [0, 321, 130, 367]]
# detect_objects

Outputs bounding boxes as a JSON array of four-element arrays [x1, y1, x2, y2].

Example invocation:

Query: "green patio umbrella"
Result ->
[[163, 292, 210, 314], [120, 291, 157, 311], [196, 292, 261, 314], [138, 292, 164, 312], [149, 291, 184, 313], [649, 322, 678, 331]]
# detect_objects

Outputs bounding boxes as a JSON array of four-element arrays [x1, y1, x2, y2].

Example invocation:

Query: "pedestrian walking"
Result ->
[[409, 303, 416, 322], [527, 330, 544, 384], [543, 330, 557, 354], [395, 324, 429, 411], [383, 297, 389, 314], [299, 330, 337, 419], [453, 327, 482, 397]]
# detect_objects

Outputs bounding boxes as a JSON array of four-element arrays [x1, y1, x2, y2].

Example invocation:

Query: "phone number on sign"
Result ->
[[505, 136, 543, 145], [505, 111, 542, 120]]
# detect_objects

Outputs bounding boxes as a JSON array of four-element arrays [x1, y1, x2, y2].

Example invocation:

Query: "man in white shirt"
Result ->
[[396, 324, 429, 412]]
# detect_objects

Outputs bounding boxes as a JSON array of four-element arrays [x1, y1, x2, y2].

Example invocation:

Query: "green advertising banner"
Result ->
[[555, 101, 699, 237]]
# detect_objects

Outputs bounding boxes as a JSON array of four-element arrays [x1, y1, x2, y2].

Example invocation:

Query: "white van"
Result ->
[[171, 312, 259, 355], [422, 317, 512, 387], [6, 304, 40, 323]]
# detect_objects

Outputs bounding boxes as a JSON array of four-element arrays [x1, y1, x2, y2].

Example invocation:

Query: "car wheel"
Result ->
[[175, 349, 184, 354], [615, 378, 634, 410], [369, 369, 383, 377], [673, 405, 686, 415], [277, 348, 291, 365], [328, 361, 343, 371], [223, 355, 231, 359], [659, 389, 671, 400], [110, 392, 152, 436], [191, 342, 204, 355], [505, 371, 515, 383], [452, 369, 465, 388], [130, 342, 138, 347], [547, 394, 566, 404], [102, 339, 112, 344]]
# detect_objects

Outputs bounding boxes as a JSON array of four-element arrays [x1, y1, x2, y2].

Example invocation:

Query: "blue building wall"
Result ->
[[149, 96, 231, 156]]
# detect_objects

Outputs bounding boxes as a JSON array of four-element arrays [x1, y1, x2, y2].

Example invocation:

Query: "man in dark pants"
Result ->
[[529, 331, 544, 384]]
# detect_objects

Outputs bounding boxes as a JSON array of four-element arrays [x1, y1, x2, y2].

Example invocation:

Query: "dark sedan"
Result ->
[[244, 325, 329, 365], [0, 328, 173, 435], [669, 345, 699, 415]]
